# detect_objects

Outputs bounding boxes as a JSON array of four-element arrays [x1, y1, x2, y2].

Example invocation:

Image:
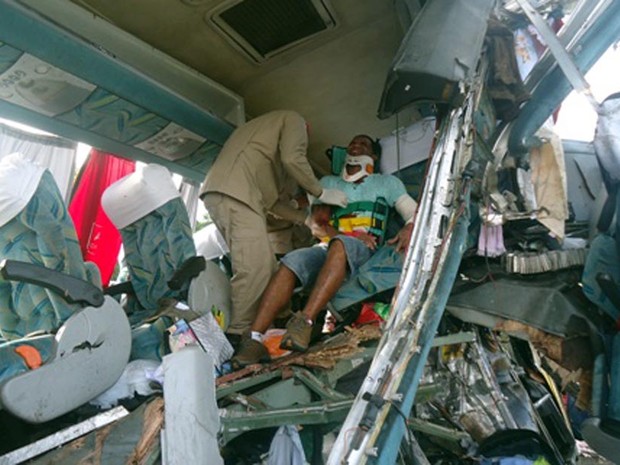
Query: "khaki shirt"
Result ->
[[201, 110, 322, 222]]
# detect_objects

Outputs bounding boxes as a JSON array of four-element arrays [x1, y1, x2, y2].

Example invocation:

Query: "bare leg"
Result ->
[[251, 266, 298, 333], [301, 239, 348, 321]]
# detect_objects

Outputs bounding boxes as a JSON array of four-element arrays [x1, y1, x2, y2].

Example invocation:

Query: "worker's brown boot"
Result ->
[[231, 337, 270, 370], [280, 313, 313, 352]]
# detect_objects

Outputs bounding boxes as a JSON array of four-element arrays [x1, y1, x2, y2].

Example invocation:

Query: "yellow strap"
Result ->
[[331, 216, 373, 232]]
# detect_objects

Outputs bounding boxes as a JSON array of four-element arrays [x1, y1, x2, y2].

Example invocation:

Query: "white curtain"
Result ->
[[0, 123, 77, 200], [180, 178, 200, 227]]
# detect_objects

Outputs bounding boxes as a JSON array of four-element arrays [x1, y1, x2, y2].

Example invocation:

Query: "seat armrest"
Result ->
[[104, 280, 135, 297], [0, 259, 104, 308], [168, 256, 206, 290]]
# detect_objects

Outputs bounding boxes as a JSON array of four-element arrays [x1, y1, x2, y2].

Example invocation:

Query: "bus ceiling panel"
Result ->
[[17, 0, 245, 128], [0, 0, 240, 178]]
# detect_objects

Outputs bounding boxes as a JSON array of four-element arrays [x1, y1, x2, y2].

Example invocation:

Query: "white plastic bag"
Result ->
[[267, 425, 306, 465]]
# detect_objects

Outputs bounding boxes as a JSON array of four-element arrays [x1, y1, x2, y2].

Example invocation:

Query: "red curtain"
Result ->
[[69, 149, 135, 286]]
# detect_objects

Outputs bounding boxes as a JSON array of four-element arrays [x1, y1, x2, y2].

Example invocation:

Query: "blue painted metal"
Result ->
[[508, 0, 620, 156], [372, 191, 471, 465]]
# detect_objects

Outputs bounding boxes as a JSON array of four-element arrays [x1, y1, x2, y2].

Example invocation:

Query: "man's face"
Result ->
[[344, 136, 376, 180], [347, 136, 374, 157]]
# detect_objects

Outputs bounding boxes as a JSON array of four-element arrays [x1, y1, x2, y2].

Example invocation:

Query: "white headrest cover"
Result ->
[[0, 153, 45, 228], [102, 164, 181, 230]]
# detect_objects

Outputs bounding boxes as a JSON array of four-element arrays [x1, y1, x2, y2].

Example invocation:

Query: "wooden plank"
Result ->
[[26, 398, 163, 465]]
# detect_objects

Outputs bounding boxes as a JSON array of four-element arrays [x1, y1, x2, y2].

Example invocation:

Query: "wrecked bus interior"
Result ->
[[0, 0, 619, 463]]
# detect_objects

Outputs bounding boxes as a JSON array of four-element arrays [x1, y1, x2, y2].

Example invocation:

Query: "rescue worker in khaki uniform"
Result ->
[[200, 110, 348, 343]]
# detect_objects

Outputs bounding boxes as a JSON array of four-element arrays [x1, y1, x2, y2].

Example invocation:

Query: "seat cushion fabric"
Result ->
[[0, 171, 89, 340], [0, 336, 55, 383], [120, 198, 196, 316]]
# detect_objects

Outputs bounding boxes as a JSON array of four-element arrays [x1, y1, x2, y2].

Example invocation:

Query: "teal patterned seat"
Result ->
[[118, 198, 196, 360], [102, 164, 196, 322], [0, 156, 100, 379], [0, 169, 92, 340], [0, 336, 56, 382], [119, 198, 196, 318], [0, 156, 131, 421]]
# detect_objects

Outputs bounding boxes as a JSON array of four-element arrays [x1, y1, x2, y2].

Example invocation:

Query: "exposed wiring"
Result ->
[[342, 426, 361, 462], [386, 396, 427, 464]]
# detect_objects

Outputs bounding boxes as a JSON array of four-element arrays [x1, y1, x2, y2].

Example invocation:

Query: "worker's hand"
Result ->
[[387, 222, 414, 253], [304, 214, 337, 240], [304, 214, 318, 232], [304, 214, 327, 239], [357, 232, 377, 251], [292, 193, 309, 210], [318, 188, 348, 208]]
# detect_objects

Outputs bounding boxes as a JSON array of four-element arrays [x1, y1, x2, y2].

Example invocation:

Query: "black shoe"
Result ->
[[231, 338, 270, 370], [226, 333, 243, 351]]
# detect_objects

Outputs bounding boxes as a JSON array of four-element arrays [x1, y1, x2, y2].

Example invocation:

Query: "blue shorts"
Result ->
[[280, 235, 375, 289]]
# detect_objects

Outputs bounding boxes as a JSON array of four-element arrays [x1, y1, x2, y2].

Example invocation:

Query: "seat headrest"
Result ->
[[101, 164, 181, 230], [0, 153, 45, 228]]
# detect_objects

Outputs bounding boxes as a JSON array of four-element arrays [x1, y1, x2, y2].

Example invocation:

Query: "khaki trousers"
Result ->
[[203, 193, 277, 335]]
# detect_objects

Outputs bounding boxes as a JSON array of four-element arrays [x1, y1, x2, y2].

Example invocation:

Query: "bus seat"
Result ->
[[0, 157, 93, 339], [102, 164, 196, 320], [580, 233, 620, 464], [582, 234, 620, 322], [102, 164, 231, 333], [0, 154, 131, 422]]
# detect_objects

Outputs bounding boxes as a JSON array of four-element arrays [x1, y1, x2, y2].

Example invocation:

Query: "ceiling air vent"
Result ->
[[209, 0, 336, 63]]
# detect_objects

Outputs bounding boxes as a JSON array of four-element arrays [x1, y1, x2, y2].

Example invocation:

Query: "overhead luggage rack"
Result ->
[[0, 0, 245, 181]]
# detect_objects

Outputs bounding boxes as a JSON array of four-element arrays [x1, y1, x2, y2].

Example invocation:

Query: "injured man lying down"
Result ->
[[231, 134, 418, 369]]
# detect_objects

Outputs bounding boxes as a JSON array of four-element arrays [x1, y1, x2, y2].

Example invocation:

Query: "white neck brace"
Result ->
[[342, 155, 374, 182]]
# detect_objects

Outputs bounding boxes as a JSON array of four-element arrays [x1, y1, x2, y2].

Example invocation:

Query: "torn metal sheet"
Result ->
[[1, 406, 129, 465], [447, 273, 595, 337]]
